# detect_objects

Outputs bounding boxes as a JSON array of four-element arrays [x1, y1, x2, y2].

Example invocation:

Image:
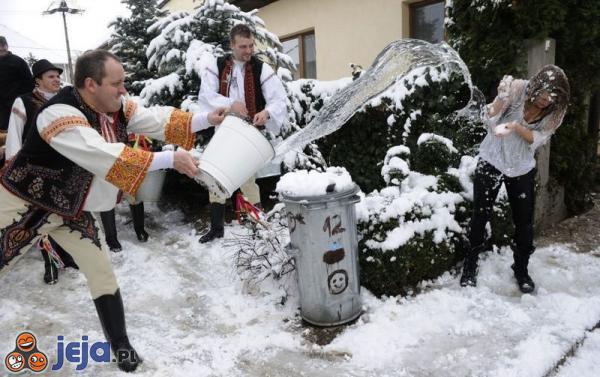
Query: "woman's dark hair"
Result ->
[[526, 65, 570, 121], [74, 49, 121, 89]]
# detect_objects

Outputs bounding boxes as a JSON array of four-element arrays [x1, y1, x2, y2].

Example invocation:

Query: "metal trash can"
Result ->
[[282, 184, 362, 326]]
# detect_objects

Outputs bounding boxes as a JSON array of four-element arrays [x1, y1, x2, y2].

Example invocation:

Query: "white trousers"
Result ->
[[0, 186, 118, 299]]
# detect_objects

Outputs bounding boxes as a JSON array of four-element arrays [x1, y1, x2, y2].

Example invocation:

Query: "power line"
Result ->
[[10, 44, 81, 53], [0, 10, 40, 14]]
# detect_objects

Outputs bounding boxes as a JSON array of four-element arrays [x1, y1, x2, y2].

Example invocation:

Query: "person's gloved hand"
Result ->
[[497, 75, 514, 99]]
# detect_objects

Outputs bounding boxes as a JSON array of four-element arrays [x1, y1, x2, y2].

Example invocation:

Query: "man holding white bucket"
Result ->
[[0, 50, 226, 372], [198, 23, 287, 243]]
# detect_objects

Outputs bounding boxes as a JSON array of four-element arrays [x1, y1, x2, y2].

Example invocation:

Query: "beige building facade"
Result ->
[[158, 0, 445, 80]]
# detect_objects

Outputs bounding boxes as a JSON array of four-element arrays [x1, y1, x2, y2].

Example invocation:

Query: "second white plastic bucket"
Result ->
[[135, 169, 166, 202], [197, 115, 275, 198]]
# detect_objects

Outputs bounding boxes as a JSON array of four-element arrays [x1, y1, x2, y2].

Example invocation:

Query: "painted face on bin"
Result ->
[[231, 35, 255, 62], [16, 332, 36, 352], [5, 352, 24, 372], [328, 270, 348, 295], [28, 352, 48, 372]]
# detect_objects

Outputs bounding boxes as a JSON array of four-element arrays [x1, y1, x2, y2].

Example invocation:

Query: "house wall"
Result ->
[[258, 0, 414, 80], [159, 0, 424, 80]]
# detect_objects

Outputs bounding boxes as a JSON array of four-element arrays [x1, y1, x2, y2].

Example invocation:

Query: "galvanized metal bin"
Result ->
[[282, 184, 362, 326]]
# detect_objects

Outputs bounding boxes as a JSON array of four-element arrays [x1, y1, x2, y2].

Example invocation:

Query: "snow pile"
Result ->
[[381, 146, 411, 185], [368, 65, 451, 110], [417, 133, 458, 153], [276, 167, 354, 197], [357, 170, 465, 250]]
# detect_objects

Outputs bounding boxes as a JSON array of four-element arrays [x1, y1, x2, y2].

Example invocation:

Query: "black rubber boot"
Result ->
[[100, 209, 122, 252], [199, 203, 225, 243], [512, 251, 535, 294], [93, 290, 141, 372], [41, 248, 58, 285], [130, 202, 149, 242], [460, 244, 485, 287]]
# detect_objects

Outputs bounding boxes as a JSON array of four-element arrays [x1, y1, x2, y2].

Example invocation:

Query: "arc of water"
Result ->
[[274, 39, 473, 159]]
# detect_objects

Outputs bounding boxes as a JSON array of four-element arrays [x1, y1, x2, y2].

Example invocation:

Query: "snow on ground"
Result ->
[[554, 331, 600, 377], [1, 203, 599, 376]]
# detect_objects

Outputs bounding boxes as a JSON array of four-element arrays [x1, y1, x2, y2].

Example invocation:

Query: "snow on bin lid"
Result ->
[[276, 167, 356, 200]]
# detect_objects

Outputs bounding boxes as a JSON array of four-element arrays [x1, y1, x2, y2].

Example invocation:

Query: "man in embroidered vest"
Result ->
[[197, 23, 287, 243], [5, 58, 68, 285], [0, 50, 226, 372]]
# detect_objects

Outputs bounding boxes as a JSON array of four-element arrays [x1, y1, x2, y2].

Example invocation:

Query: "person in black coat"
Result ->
[[0, 36, 34, 132]]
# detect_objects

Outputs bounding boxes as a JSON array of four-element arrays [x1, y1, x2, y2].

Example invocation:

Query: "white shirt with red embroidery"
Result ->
[[35, 97, 211, 212], [5, 89, 56, 159], [198, 56, 288, 136]]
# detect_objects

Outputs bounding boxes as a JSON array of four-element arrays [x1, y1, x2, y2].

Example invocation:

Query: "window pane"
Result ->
[[282, 37, 300, 80], [303, 33, 317, 79], [412, 2, 445, 43]]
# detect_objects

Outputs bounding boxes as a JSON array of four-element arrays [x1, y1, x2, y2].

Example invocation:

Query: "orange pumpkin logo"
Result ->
[[4, 352, 24, 373], [16, 332, 36, 352], [28, 352, 48, 372], [4, 332, 48, 374]]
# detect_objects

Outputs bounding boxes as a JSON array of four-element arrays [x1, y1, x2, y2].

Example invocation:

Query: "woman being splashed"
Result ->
[[460, 65, 570, 293]]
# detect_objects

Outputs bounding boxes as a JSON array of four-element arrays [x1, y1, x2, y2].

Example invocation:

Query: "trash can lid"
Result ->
[[281, 183, 359, 204]]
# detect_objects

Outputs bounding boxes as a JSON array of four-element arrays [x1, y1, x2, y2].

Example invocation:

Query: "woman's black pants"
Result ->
[[468, 160, 536, 258]]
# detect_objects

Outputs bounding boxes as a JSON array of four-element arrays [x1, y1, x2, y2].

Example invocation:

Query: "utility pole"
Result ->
[[43, 1, 84, 83]]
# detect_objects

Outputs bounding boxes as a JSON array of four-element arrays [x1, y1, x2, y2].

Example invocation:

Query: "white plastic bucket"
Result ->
[[197, 115, 275, 198], [135, 169, 166, 202]]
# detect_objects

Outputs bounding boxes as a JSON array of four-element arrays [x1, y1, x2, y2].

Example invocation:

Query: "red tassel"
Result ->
[[235, 192, 263, 225]]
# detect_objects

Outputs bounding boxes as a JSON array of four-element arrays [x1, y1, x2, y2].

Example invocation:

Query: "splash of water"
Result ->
[[274, 39, 473, 159]]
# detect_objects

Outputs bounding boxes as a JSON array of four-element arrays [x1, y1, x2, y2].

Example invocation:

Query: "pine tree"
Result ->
[[139, 0, 295, 109], [109, 0, 166, 95], [25, 53, 38, 68]]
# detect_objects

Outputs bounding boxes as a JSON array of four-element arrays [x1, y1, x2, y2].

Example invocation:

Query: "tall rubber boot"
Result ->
[[93, 290, 141, 372], [460, 244, 485, 287], [512, 250, 535, 293], [40, 248, 58, 285], [199, 203, 225, 243], [130, 202, 149, 242], [100, 209, 122, 253]]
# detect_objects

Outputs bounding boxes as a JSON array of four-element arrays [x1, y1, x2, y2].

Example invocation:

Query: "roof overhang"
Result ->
[[228, 0, 278, 12]]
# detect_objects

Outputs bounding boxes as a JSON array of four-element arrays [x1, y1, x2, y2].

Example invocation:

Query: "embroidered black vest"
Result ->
[[19, 91, 47, 145], [0, 86, 128, 218], [217, 55, 266, 116]]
